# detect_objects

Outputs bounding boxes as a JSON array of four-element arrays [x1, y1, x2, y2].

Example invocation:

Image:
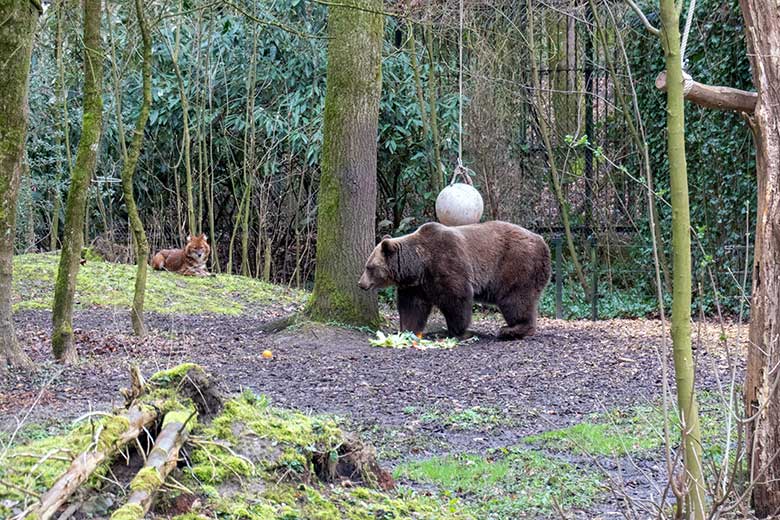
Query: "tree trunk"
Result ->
[[0, 0, 39, 373], [51, 0, 69, 252], [52, 0, 104, 364], [121, 0, 153, 337], [658, 0, 706, 517], [739, 1, 780, 515], [425, 24, 443, 200], [307, 0, 383, 327]]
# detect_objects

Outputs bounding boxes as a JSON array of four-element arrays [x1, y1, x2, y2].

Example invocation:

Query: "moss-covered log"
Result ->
[[121, 0, 153, 336], [51, 0, 105, 363], [30, 405, 158, 520], [0, 0, 40, 373], [110, 409, 196, 520], [306, 0, 384, 328]]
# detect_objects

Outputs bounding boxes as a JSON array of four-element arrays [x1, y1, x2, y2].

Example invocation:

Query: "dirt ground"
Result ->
[[0, 305, 747, 517]]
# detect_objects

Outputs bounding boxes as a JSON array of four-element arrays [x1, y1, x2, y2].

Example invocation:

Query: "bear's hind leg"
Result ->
[[398, 287, 433, 335], [497, 292, 538, 340]]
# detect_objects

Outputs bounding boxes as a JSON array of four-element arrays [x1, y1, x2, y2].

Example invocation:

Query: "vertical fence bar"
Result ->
[[584, 5, 594, 231], [590, 235, 598, 321], [555, 236, 563, 319]]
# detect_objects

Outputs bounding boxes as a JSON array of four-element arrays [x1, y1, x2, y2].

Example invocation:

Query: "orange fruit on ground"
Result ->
[[262, 350, 273, 359], [416, 333, 423, 339]]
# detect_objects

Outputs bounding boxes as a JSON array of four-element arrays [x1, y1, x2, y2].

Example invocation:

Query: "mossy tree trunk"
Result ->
[[0, 0, 39, 373], [52, 0, 104, 364], [121, 0, 153, 337], [307, 0, 384, 327], [658, 0, 705, 517], [739, 1, 780, 515]]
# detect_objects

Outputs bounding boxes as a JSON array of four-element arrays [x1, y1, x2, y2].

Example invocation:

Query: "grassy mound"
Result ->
[[12, 252, 305, 315]]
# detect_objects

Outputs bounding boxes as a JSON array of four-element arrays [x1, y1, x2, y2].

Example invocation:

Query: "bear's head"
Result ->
[[358, 236, 397, 291]]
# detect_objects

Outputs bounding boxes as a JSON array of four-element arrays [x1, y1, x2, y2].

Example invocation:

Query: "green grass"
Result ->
[[12, 252, 305, 315], [524, 393, 738, 462], [413, 406, 510, 431], [395, 449, 603, 517]]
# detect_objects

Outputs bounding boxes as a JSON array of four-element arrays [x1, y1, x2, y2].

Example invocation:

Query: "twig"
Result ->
[[624, 0, 660, 36]]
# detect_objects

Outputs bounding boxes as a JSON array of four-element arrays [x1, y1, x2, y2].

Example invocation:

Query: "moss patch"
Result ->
[[395, 449, 602, 517], [183, 391, 470, 519], [109, 502, 145, 520], [13, 252, 305, 315]]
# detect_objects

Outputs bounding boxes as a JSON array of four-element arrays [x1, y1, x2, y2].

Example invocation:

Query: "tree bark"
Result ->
[[655, 71, 757, 113], [0, 0, 39, 373], [52, 0, 104, 363], [307, 0, 383, 327], [121, 0, 153, 337], [658, 0, 706, 517], [739, 0, 780, 515]]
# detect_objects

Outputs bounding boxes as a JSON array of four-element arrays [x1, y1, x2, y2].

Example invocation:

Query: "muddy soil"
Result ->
[[0, 307, 747, 518]]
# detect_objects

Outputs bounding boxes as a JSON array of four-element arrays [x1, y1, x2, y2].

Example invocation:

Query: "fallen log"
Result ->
[[655, 70, 757, 114], [110, 409, 196, 520], [28, 404, 158, 520]]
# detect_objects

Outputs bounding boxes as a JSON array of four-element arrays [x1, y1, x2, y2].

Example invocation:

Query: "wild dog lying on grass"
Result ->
[[151, 233, 211, 276]]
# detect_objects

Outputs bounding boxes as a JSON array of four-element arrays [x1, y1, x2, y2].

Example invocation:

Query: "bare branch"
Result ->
[[655, 71, 757, 113], [625, 0, 661, 36]]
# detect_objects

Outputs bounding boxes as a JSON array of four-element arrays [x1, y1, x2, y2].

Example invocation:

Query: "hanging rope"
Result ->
[[680, 0, 697, 69], [452, 0, 473, 186]]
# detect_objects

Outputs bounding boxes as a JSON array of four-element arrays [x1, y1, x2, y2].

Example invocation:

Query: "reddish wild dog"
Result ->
[[151, 234, 211, 276]]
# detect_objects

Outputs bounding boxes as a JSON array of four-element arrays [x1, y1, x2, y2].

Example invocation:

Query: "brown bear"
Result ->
[[358, 221, 551, 339]]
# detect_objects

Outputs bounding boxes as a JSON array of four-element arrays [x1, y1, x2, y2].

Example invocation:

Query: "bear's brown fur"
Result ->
[[358, 221, 551, 339], [151, 234, 211, 276]]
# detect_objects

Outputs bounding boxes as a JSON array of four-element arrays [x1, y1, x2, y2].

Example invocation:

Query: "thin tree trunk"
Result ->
[[169, 3, 196, 237], [658, 0, 705, 517], [120, 0, 153, 336], [425, 24, 443, 198], [307, 0, 383, 326], [52, 0, 104, 364], [51, 0, 68, 252], [525, 4, 588, 295], [739, 0, 780, 515], [406, 23, 437, 201], [589, 0, 672, 294], [0, 0, 39, 373]]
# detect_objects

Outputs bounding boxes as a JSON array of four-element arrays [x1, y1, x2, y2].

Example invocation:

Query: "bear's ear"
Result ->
[[381, 238, 398, 255], [382, 234, 391, 240]]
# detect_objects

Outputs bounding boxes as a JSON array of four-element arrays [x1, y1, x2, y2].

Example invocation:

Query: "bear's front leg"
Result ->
[[438, 295, 473, 338], [397, 287, 432, 335]]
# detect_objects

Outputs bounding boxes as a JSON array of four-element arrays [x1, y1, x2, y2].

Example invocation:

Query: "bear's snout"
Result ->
[[358, 273, 372, 290]]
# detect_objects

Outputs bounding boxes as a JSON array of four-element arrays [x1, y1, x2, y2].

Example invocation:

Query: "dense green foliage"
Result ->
[[14, 0, 756, 317], [622, 0, 755, 315]]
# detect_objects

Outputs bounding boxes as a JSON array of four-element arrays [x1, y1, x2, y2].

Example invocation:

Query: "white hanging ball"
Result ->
[[436, 183, 484, 226]]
